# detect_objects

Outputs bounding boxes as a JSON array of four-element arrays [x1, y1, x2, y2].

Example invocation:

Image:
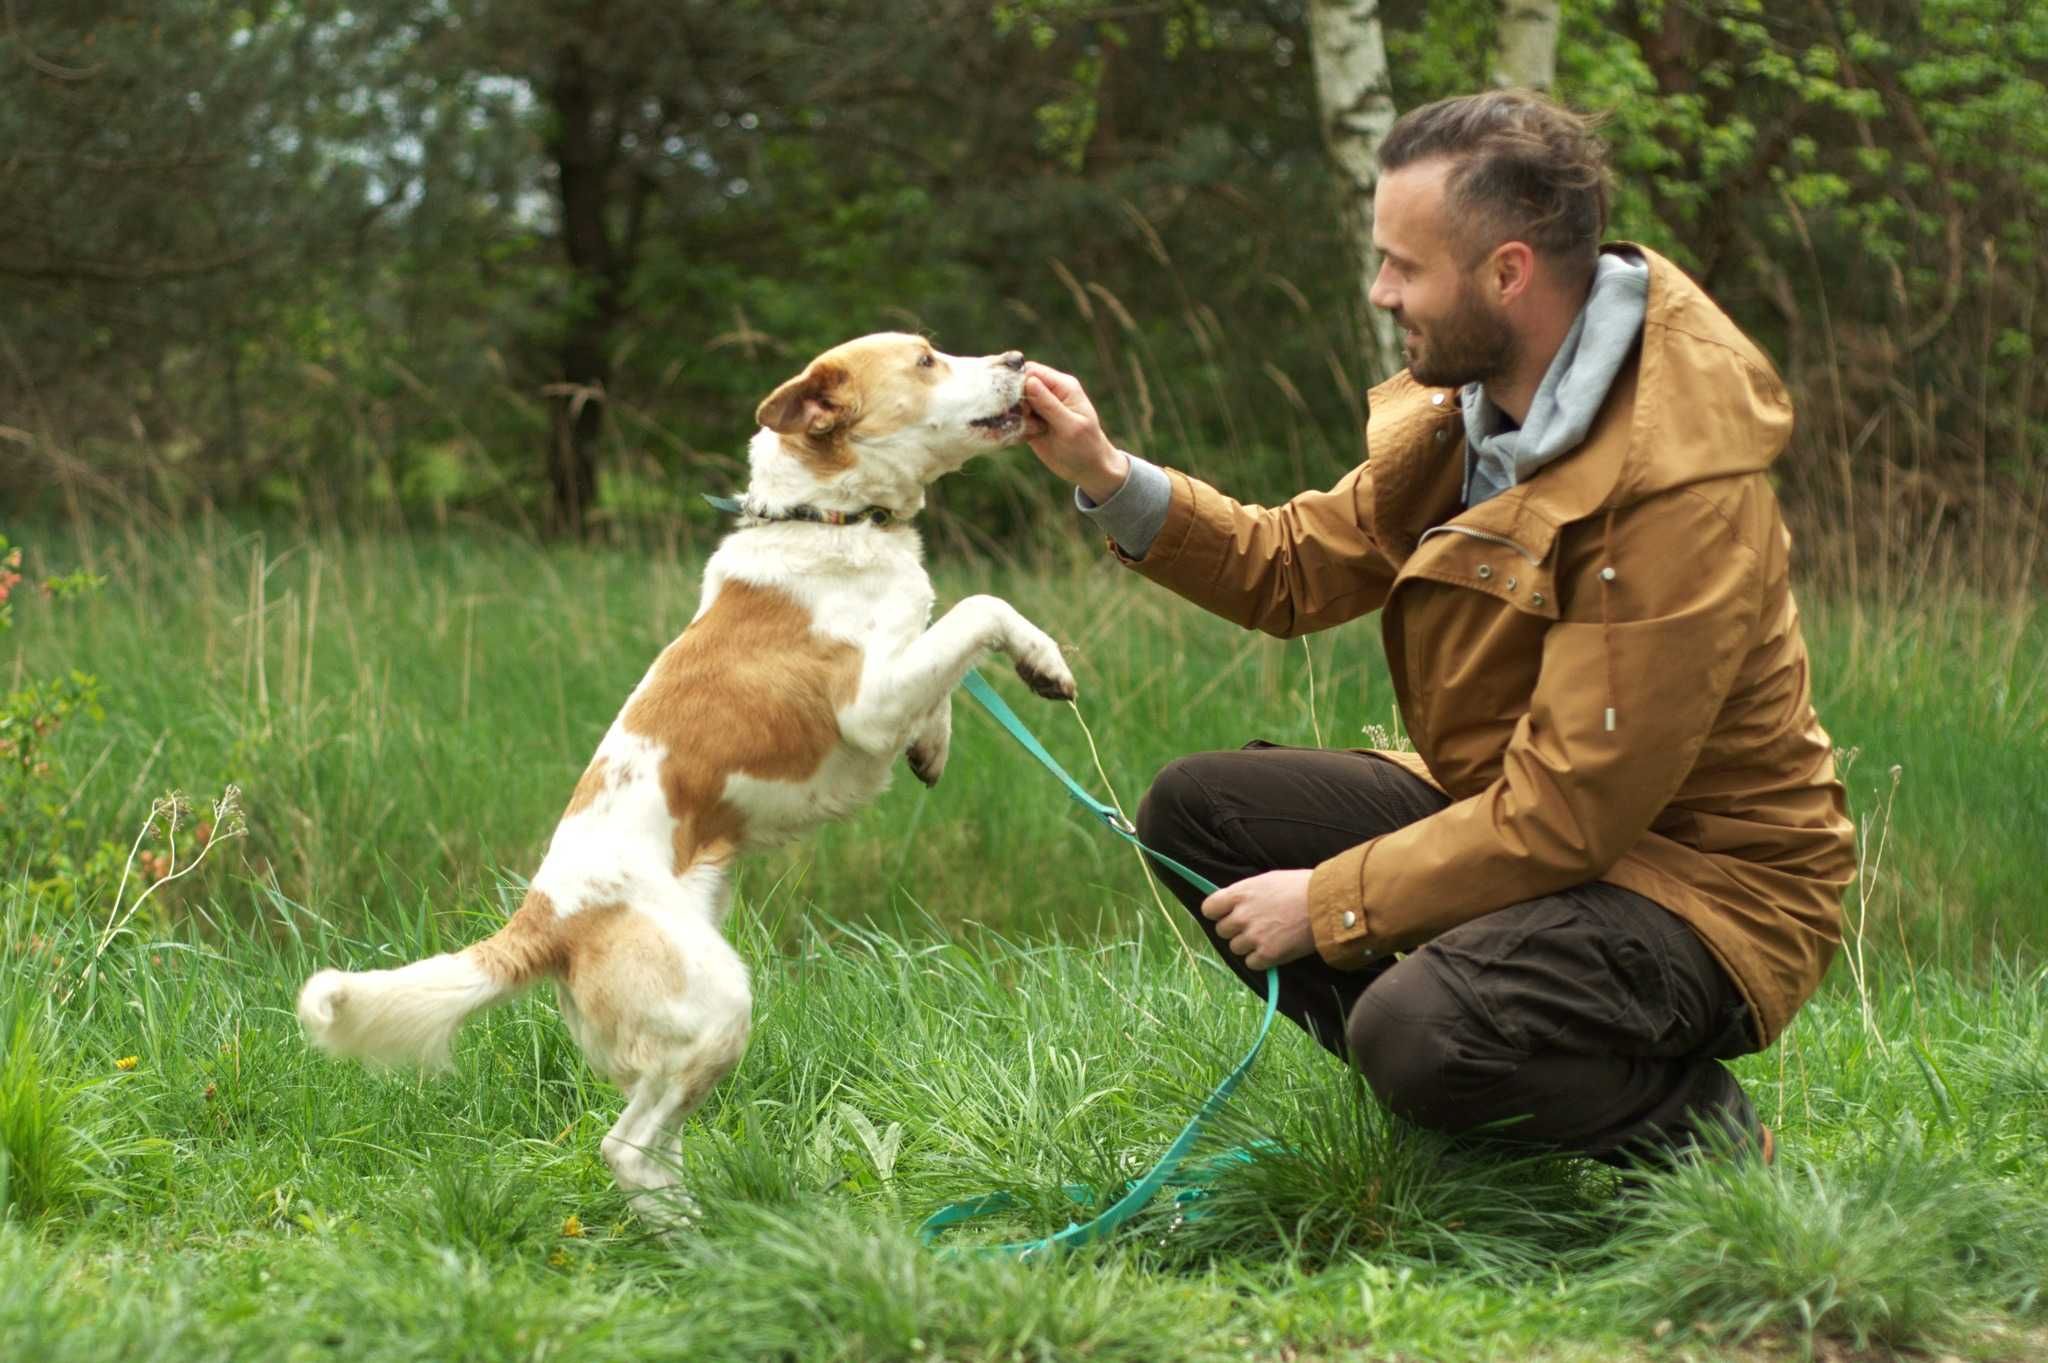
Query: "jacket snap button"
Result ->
[[1431, 393, 1445, 407], [1341, 911, 1357, 928], [1600, 566, 1616, 582], [1434, 428, 1446, 442], [1532, 592, 1545, 606], [1476, 564, 1492, 580], [1506, 576, 1518, 591]]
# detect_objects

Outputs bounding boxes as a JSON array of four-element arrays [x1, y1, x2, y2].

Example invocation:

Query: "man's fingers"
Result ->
[[1022, 377, 1085, 433], [1023, 361, 1080, 398], [1199, 885, 1238, 921]]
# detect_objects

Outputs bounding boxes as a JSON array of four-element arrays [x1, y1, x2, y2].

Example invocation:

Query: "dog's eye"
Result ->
[[917, 352, 935, 369]]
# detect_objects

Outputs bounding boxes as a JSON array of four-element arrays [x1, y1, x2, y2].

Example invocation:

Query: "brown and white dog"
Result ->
[[296, 333, 1074, 1223]]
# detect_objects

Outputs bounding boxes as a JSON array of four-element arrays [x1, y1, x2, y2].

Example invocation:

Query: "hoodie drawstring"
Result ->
[[1600, 503, 1619, 733]]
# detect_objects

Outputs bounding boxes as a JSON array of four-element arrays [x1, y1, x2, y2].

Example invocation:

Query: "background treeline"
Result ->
[[4, 0, 2044, 589]]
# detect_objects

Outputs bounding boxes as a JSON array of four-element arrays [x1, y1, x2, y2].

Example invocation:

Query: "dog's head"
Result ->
[[749, 333, 1028, 513]]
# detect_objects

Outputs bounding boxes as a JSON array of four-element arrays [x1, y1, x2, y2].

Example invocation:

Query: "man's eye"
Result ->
[[918, 352, 935, 368]]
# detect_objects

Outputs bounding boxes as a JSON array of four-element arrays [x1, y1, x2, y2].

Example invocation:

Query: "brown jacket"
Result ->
[[1118, 245, 1855, 1047]]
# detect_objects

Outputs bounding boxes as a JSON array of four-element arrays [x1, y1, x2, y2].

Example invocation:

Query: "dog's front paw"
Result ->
[[1014, 638, 1077, 702], [907, 739, 947, 787]]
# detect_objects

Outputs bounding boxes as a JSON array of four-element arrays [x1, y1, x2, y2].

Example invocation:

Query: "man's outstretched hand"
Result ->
[[1020, 361, 1130, 504], [1201, 869, 1318, 971]]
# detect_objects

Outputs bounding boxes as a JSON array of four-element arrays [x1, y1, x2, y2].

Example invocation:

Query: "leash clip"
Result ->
[[1102, 810, 1137, 835]]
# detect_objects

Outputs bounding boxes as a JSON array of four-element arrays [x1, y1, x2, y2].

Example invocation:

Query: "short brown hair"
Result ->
[[1377, 89, 1612, 283]]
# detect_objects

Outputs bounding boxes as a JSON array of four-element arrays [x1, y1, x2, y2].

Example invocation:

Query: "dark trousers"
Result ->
[[1135, 743, 1763, 1165]]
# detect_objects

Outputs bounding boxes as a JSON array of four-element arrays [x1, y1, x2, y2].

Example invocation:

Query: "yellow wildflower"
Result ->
[[561, 1213, 584, 1238], [115, 1055, 138, 1071]]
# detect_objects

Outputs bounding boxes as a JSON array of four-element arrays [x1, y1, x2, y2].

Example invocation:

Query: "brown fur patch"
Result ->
[[756, 333, 941, 477], [467, 892, 686, 1038], [620, 579, 862, 873], [469, 888, 568, 986], [557, 901, 686, 1037], [563, 757, 611, 816]]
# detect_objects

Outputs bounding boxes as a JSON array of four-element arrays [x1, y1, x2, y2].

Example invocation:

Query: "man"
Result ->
[[1019, 89, 1856, 1168]]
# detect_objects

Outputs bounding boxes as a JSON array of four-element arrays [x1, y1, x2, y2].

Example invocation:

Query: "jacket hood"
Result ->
[[1607, 243, 1794, 503]]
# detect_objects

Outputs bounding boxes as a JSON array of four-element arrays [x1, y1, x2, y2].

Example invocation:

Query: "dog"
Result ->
[[296, 333, 1075, 1223]]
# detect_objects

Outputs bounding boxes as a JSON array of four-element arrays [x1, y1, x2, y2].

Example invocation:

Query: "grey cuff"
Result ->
[[1073, 453, 1171, 560]]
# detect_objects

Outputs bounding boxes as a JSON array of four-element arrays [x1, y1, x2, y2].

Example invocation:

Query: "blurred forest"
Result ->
[[3, 1, 2044, 587]]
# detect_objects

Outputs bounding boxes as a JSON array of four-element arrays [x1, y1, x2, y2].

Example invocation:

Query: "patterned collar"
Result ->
[[702, 493, 897, 528]]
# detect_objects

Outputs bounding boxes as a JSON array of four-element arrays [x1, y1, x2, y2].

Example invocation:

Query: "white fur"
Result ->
[[296, 956, 503, 1072], [295, 340, 1070, 1228], [531, 727, 674, 918]]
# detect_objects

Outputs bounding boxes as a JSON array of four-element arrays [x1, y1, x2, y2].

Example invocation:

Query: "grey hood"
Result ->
[[1460, 248, 1650, 506]]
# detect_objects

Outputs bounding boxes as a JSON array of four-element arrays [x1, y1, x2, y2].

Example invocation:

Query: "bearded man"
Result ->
[[1020, 89, 1855, 1168]]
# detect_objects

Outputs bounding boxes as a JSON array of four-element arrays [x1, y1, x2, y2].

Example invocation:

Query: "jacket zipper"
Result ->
[[1417, 524, 1543, 564]]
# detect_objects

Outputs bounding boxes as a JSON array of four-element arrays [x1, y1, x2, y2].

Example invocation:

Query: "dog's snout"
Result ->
[[1000, 350, 1025, 372]]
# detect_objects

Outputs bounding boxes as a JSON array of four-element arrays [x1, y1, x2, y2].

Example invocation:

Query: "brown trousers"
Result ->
[[1135, 743, 1763, 1165]]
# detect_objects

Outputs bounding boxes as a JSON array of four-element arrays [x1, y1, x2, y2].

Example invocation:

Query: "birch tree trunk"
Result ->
[[1494, 0, 1561, 90], [1307, 0, 1402, 383]]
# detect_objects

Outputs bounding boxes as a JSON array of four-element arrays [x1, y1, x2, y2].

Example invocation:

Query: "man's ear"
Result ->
[[1486, 240, 1537, 308], [756, 362, 850, 436]]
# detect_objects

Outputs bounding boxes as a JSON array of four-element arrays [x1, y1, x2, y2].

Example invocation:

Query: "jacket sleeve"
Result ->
[[1305, 491, 1764, 965], [1116, 464, 1399, 639]]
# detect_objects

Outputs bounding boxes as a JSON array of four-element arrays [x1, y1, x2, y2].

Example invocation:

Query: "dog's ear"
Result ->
[[757, 362, 851, 436]]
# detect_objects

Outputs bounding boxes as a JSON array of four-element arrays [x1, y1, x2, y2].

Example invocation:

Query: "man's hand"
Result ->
[[1020, 361, 1130, 503], [1201, 869, 1319, 971]]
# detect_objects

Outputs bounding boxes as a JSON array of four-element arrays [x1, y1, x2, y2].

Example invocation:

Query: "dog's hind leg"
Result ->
[[599, 1003, 752, 1227]]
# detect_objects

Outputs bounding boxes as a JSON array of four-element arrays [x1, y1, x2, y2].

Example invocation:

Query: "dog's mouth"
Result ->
[[970, 400, 1028, 434]]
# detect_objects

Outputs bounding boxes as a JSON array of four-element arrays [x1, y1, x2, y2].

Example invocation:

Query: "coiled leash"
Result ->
[[915, 670, 1282, 1259]]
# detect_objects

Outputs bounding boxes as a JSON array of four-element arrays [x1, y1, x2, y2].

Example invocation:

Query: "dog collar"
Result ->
[[702, 493, 896, 528]]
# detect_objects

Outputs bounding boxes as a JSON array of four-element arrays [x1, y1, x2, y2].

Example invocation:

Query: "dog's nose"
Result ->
[[1000, 350, 1025, 371]]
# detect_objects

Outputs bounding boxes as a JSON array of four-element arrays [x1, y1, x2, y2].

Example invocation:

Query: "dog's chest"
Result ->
[[564, 545, 937, 870]]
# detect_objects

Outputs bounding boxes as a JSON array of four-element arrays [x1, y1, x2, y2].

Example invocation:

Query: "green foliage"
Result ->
[[0, 1011, 95, 1222], [0, 536, 119, 908], [1597, 1116, 2048, 1346], [6, 2, 2040, 543]]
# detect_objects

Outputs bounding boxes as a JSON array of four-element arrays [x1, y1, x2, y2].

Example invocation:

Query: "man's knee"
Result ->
[[1133, 752, 1233, 852], [1346, 955, 1497, 1132]]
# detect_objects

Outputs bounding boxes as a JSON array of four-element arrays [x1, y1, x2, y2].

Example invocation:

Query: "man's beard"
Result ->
[[1400, 282, 1515, 389]]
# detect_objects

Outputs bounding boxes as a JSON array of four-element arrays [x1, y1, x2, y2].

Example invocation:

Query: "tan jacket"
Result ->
[[1118, 245, 1855, 1047]]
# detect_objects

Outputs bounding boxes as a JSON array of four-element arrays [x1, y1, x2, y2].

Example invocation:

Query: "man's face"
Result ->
[[1369, 159, 1516, 389]]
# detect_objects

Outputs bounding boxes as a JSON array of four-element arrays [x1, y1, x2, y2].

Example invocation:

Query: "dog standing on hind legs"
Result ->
[[296, 334, 1075, 1226]]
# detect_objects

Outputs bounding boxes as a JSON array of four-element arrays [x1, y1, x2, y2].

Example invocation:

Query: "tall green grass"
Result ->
[[8, 513, 2044, 960], [2, 518, 2045, 1359], [1, 878, 2044, 1360]]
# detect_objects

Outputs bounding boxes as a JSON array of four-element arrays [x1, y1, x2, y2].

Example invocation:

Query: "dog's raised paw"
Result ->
[[907, 742, 946, 787], [1016, 657, 1077, 702]]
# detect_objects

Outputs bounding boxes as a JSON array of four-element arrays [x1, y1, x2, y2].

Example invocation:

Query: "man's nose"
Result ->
[[999, 350, 1025, 371], [1368, 261, 1398, 313]]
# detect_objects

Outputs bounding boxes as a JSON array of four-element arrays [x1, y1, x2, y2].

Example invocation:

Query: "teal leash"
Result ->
[[914, 670, 1282, 1259]]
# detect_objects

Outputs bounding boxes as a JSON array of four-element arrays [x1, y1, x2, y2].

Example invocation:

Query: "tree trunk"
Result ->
[[1307, 0, 1402, 382], [1494, 0, 1561, 91], [545, 39, 617, 539]]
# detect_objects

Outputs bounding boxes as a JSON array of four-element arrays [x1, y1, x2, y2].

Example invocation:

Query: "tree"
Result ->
[[1308, 0, 1402, 381], [1494, 0, 1560, 89]]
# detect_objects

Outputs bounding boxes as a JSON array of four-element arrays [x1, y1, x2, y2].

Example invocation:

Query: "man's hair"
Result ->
[[1377, 89, 1612, 284]]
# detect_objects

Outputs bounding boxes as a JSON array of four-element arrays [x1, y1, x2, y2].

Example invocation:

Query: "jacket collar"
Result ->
[[1369, 243, 1713, 567]]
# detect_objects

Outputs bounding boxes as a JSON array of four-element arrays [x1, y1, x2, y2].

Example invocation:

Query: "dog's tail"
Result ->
[[296, 891, 563, 1072]]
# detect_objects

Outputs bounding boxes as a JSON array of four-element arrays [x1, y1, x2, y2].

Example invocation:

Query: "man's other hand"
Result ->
[[1201, 869, 1318, 971], [1020, 362, 1130, 503]]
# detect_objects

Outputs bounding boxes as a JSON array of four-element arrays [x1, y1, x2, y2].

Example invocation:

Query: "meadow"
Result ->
[[2, 511, 2045, 1362]]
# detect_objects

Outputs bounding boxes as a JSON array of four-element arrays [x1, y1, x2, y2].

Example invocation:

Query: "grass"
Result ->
[[2, 515, 2046, 1360]]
